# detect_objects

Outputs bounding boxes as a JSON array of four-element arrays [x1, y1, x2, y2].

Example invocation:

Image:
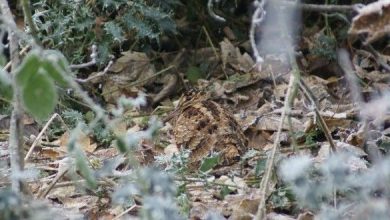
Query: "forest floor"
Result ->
[[1, 1, 390, 219]]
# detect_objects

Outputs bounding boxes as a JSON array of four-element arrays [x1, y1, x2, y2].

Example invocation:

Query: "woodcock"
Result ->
[[172, 91, 248, 169]]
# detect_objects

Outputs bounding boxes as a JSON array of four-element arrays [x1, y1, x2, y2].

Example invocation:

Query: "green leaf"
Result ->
[[104, 21, 125, 43], [0, 54, 6, 67], [15, 51, 42, 88], [75, 150, 97, 189], [22, 69, 58, 121], [255, 159, 267, 177], [186, 66, 204, 84], [219, 185, 234, 200], [115, 136, 128, 153], [41, 50, 70, 87], [199, 153, 220, 172], [0, 71, 13, 101]]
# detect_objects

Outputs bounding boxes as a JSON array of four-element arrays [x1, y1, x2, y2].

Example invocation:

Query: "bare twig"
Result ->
[[254, 70, 299, 219], [76, 60, 113, 83], [112, 205, 139, 220], [70, 45, 97, 70], [299, 79, 337, 152], [297, 2, 362, 13], [2, 45, 30, 72], [207, 0, 225, 22], [38, 167, 68, 198], [24, 113, 69, 162], [249, 0, 266, 66]]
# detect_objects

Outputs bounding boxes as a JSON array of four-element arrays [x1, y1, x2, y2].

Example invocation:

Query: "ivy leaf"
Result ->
[[22, 69, 58, 122], [0, 70, 13, 101]]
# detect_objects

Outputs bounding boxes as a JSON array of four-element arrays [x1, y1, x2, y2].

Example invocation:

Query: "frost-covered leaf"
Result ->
[[41, 50, 70, 87], [15, 51, 41, 88], [104, 21, 125, 43], [22, 69, 57, 121]]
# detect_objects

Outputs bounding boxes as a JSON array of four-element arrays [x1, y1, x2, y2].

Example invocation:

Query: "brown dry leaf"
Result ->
[[101, 52, 155, 103], [56, 131, 97, 154], [39, 148, 65, 160], [164, 143, 179, 157], [297, 211, 315, 220], [230, 198, 260, 220], [241, 104, 273, 130], [108, 51, 154, 82], [322, 117, 352, 132], [60, 195, 99, 211], [247, 130, 272, 150], [0, 114, 39, 136], [221, 73, 264, 94], [255, 116, 304, 131], [47, 185, 77, 202], [349, 0, 390, 44], [215, 176, 247, 194], [92, 147, 119, 159], [220, 38, 254, 73]]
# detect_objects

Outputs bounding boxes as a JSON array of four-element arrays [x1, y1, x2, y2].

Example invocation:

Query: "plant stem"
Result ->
[[0, 0, 28, 193], [21, 0, 41, 45]]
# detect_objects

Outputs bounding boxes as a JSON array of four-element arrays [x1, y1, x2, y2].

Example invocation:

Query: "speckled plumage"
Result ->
[[172, 91, 247, 169]]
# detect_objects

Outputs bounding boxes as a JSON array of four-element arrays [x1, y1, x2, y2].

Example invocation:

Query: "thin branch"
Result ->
[[24, 113, 69, 162], [254, 69, 299, 220], [76, 60, 113, 83], [2, 45, 30, 72], [112, 205, 139, 220], [0, 0, 27, 193], [299, 79, 337, 152], [207, 0, 225, 22], [298, 2, 361, 13], [249, 0, 266, 66], [70, 45, 97, 70]]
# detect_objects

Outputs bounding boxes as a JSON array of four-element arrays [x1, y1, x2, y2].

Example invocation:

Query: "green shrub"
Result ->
[[32, 0, 178, 65]]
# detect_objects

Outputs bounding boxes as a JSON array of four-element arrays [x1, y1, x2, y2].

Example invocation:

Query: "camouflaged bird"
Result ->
[[171, 90, 248, 169]]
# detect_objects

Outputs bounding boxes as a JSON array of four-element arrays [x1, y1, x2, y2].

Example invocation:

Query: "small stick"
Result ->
[[24, 113, 69, 162], [76, 60, 113, 83], [38, 167, 68, 198], [299, 79, 337, 152], [112, 205, 139, 220], [2, 45, 30, 72], [254, 70, 298, 220]]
